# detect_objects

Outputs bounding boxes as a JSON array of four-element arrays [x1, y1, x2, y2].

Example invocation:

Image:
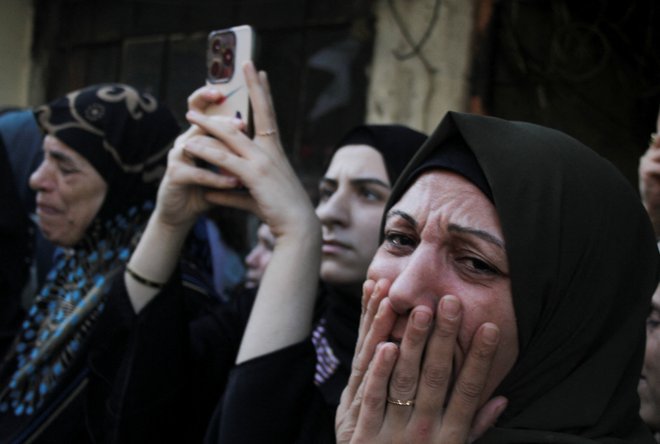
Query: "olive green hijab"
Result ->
[[387, 111, 659, 442]]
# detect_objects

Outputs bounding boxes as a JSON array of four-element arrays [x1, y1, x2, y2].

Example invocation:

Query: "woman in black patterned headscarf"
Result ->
[[0, 83, 179, 442]]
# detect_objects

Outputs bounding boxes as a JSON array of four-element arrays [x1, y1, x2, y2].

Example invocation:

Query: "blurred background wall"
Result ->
[[1, 0, 659, 189], [0, 0, 35, 107]]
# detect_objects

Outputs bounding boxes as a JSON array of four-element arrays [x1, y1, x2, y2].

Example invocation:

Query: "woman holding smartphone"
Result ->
[[116, 61, 426, 442]]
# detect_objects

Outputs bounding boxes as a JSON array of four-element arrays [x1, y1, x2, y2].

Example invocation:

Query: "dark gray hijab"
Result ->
[[387, 111, 659, 443], [331, 124, 427, 184]]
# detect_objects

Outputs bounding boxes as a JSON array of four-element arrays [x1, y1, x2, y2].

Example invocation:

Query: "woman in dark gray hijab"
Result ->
[[338, 111, 659, 443]]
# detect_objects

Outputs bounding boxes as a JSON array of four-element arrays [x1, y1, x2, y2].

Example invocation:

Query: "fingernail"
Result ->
[[441, 296, 460, 319], [494, 399, 508, 417], [482, 324, 500, 345], [235, 111, 242, 119], [383, 344, 397, 362], [412, 310, 431, 328], [376, 297, 388, 314]]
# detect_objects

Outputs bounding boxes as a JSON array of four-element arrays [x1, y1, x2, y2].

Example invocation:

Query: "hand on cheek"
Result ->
[[337, 293, 508, 444]]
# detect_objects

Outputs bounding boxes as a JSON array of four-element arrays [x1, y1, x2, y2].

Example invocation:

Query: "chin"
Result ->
[[321, 259, 367, 283], [41, 230, 62, 246], [45, 232, 77, 248], [320, 267, 362, 288]]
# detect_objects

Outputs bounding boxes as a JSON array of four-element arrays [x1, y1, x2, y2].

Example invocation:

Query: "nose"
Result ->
[[387, 245, 445, 315], [315, 189, 350, 228], [29, 159, 55, 193]]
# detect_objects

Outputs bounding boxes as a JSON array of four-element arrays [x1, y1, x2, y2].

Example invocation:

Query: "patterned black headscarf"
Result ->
[[0, 85, 179, 429], [34, 83, 180, 220]]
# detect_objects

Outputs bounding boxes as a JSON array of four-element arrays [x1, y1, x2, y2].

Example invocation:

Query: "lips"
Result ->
[[35, 197, 65, 223], [322, 238, 351, 254], [36, 203, 62, 217], [37, 205, 60, 214], [37, 198, 62, 216]]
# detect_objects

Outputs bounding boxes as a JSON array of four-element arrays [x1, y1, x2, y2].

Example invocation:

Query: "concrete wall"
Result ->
[[366, 0, 476, 133], [0, 0, 34, 107]]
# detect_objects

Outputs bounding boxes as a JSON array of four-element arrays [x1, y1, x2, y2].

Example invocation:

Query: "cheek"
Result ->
[[355, 206, 385, 240], [65, 184, 106, 223], [366, 250, 399, 282], [456, 290, 518, 353], [648, 335, 660, 371]]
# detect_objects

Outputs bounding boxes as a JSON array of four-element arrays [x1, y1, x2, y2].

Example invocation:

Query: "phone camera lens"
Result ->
[[212, 38, 222, 54], [210, 61, 222, 79], [223, 48, 234, 65]]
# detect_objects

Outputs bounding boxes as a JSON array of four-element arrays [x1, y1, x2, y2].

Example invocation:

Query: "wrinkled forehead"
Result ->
[[390, 170, 502, 236]]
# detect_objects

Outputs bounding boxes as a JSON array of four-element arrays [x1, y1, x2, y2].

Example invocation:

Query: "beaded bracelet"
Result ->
[[125, 264, 166, 289]]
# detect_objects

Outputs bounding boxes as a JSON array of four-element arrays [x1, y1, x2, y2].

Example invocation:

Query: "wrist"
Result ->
[[128, 210, 194, 284], [152, 205, 198, 235], [274, 214, 321, 248]]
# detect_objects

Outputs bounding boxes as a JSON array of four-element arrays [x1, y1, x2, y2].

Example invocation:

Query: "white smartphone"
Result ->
[[205, 25, 255, 126]]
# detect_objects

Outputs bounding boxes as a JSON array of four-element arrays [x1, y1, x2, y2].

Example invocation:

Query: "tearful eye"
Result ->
[[457, 256, 501, 276], [384, 231, 417, 250], [60, 167, 76, 175]]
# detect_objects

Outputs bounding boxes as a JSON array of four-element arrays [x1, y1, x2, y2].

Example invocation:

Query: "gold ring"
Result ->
[[257, 128, 277, 137], [651, 133, 659, 147], [386, 397, 415, 407]]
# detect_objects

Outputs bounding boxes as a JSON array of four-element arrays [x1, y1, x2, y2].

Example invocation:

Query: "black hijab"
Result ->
[[387, 111, 659, 443], [316, 124, 427, 396], [329, 124, 427, 184], [306, 123, 427, 442]]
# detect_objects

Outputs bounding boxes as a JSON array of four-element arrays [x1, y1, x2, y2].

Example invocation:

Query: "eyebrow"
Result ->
[[386, 209, 505, 250], [448, 224, 505, 250], [320, 177, 390, 189], [386, 209, 418, 229], [48, 150, 79, 167]]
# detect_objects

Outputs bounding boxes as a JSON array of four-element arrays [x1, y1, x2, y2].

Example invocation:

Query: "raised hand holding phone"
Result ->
[[185, 60, 322, 363], [126, 60, 318, 314], [184, 61, 315, 238]]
